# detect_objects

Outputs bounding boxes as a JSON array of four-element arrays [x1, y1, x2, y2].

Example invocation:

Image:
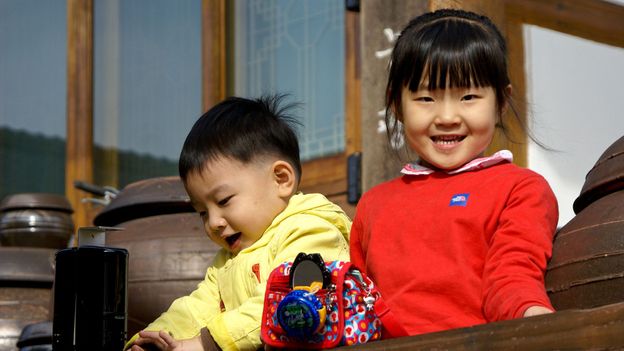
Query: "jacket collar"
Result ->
[[401, 150, 513, 176]]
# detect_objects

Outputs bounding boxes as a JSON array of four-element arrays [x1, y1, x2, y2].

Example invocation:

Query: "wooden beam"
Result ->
[[339, 302, 624, 350], [492, 19, 529, 167], [202, 0, 227, 113], [505, 0, 624, 49], [66, 0, 94, 231], [300, 154, 347, 189]]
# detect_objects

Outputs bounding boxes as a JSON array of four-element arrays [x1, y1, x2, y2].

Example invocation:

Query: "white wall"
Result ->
[[525, 24, 624, 228]]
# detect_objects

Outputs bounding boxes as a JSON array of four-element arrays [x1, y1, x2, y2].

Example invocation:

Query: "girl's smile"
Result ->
[[431, 134, 467, 150]]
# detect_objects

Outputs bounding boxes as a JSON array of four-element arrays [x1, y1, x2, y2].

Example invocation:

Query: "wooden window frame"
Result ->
[[298, 8, 361, 218], [66, 0, 361, 226]]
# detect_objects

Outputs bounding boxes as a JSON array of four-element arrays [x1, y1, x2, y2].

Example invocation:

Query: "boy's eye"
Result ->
[[218, 195, 233, 206]]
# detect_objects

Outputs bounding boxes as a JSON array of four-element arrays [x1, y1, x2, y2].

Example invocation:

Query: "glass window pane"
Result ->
[[93, 0, 202, 188], [233, 0, 345, 161], [0, 0, 67, 198]]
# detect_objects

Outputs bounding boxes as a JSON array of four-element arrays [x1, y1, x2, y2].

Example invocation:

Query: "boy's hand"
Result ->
[[131, 330, 203, 351], [523, 305, 553, 317]]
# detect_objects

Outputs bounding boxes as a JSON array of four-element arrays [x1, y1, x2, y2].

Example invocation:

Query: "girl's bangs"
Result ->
[[405, 24, 498, 91]]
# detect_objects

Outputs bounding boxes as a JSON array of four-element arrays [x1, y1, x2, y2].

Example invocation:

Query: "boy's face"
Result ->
[[184, 156, 292, 255]]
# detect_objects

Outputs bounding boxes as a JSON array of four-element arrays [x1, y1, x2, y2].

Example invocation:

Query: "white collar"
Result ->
[[400, 150, 513, 176]]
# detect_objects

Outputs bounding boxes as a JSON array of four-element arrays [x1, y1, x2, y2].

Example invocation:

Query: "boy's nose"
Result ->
[[208, 216, 226, 233]]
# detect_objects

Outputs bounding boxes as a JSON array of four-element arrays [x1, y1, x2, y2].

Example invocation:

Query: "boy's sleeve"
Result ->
[[481, 174, 558, 321], [205, 214, 350, 351], [124, 264, 222, 350]]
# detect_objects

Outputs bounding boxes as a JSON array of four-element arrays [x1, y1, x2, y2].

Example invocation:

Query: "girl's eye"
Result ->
[[462, 94, 478, 101], [415, 96, 434, 102], [218, 195, 233, 206]]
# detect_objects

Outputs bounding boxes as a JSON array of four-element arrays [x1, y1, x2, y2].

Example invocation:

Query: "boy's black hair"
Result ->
[[385, 9, 519, 146], [179, 94, 302, 183]]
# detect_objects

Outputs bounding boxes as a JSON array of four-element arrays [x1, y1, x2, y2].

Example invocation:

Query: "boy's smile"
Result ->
[[184, 156, 292, 255]]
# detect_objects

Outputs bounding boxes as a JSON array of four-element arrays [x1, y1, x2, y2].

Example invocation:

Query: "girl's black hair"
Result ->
[[385, 9, 520, 147], [179, 94, 302, 183]]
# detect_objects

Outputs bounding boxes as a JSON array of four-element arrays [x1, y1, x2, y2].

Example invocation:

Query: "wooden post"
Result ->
[[345, 9, 362, 156], [202, 0, 227, 113], [66, 0, 94, 233], [360, 0, 428, 191]]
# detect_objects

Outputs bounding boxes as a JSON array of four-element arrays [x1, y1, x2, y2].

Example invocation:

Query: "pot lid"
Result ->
[[573, 135, 624, 213], [0, 193, 73, 213], [94, 176, 194, 226]]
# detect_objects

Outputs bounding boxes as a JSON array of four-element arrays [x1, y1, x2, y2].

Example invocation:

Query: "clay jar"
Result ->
[[546, 135, 624, 309], [93, 176, 221, 337], [0, 193, 74, 249], [0, 247, 55, 351]]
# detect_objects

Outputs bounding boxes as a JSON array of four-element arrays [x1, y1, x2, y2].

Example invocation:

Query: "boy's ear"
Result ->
[[272, 160, 296, 198]]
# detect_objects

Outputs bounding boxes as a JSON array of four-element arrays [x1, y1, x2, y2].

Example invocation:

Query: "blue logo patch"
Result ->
[[449, 193, 469, 207]]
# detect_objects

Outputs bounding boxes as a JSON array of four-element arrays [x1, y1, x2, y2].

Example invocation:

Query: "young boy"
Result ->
[[126, 95, 351, 351]]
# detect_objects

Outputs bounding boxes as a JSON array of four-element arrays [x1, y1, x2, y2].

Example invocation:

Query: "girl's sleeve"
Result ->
[[349, 205, 367, 274], [123, 264, 222, 350], [204, 214, 350, 351], [481, 174, 558, 321]]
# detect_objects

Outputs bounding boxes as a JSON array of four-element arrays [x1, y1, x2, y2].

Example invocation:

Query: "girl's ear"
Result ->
[[272, 160, 296, 198], [501, 84, 513, 115], [390, 103, 402, 122]]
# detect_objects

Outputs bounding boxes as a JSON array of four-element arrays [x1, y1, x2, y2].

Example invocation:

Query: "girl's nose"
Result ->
[[435, 102, 461, 126]]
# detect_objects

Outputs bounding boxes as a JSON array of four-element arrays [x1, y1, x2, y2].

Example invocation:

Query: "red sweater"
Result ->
[[350, 162, 558, 336]]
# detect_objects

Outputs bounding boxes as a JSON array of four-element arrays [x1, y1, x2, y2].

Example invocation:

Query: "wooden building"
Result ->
[[50, 0, 624, 227], [2, 0, 624, 349]]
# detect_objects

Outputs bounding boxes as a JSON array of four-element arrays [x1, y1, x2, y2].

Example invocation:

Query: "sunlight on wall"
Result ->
[[525, 25, 624, 228]]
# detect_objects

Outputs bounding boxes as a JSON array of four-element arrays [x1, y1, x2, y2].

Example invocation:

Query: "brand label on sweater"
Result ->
[[449, 193, 469, 207]]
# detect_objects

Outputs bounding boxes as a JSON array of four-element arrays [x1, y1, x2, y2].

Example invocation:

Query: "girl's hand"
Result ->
[[131, 330, 203, 351], [523, 305, 553, 317]]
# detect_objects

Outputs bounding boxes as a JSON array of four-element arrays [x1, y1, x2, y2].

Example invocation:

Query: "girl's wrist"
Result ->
[[523, 305, 554, 317]]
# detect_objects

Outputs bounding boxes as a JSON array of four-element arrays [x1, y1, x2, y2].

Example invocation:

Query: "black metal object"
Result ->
[[345, 0, 360, 12], [17, 321, 52, 351], [52, 246, 128, 351], [347, 152, 362, 204]]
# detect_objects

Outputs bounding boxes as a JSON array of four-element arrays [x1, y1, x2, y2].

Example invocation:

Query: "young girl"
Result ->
[[350, 9, 558, 337]]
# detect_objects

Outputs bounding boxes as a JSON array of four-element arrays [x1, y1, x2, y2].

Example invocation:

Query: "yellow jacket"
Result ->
[[125, 193, 351, 350]]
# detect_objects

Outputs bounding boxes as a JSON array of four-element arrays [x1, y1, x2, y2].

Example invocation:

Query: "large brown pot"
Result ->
[[0, 247, 55, 351], [573, 135, 624, 213], [93, 177, 220, 337], [546, 135, 624, 310], [0, 194, 74, 249]]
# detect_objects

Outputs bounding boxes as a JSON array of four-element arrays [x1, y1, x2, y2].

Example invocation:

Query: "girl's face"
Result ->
[[400, 83, 499, 171]]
